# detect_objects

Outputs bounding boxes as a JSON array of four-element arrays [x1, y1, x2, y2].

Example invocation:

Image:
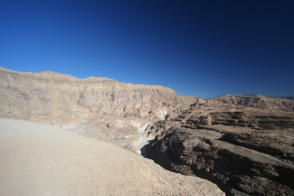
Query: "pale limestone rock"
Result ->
[[0, 67, 188, 127]]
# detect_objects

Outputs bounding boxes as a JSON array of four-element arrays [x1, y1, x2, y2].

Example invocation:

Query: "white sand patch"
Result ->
[[0, 118, 224, 196], [131, 123, 154, 154]]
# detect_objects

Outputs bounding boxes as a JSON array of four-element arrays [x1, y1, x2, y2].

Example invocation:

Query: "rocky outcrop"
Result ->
[[144, 98, 294, 195], [143, 128, 294, 195], [184, 111, 294, 130], [0, 67, 188, 127], [209, 94, 294, 112]]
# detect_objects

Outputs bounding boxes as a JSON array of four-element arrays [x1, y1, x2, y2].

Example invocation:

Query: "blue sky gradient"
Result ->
[[1, 0, 293, 98]]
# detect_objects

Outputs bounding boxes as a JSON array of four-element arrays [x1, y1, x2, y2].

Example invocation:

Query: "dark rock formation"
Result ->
[[144, 98, 294, 195], [144, 127, 294, 195]]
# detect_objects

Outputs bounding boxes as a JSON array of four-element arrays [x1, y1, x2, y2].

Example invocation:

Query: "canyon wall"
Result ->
[[0, 67, 192, 127]]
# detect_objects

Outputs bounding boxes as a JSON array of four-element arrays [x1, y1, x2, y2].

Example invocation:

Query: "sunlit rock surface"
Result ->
[[0, 118, 224, 196]]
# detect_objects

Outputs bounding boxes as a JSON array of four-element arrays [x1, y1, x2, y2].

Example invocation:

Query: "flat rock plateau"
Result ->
[[1, 67, 294, 195]]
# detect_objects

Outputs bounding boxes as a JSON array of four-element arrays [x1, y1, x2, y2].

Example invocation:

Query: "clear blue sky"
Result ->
[[1, 0, 293, 98]]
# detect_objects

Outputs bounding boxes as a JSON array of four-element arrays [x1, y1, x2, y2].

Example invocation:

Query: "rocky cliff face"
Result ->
[[144, 95, 294, 195], [210, 94, 294, 112], [0, 67, 189, 127]]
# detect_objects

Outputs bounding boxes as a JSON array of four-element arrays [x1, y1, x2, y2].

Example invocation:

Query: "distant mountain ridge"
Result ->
[[0, 67, 193, 127], [205, 94, 294, 112], [1, 67, 293, 128]]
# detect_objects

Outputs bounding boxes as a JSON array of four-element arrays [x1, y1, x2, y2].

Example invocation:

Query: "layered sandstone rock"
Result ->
[[0, 67, 188, 127], [208, 94, 294, 112], [144, 95, 294, 195]]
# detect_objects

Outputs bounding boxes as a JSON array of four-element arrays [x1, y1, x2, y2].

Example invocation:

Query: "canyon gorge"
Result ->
[[1, 67, 294, 195]]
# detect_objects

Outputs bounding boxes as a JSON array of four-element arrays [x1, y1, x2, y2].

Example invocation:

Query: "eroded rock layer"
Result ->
[[0, 67, 193, 127], [144, 97, 294, 195]]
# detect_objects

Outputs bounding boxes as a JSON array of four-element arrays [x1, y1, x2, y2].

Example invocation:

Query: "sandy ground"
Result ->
[[0, 118, 224, 196]]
